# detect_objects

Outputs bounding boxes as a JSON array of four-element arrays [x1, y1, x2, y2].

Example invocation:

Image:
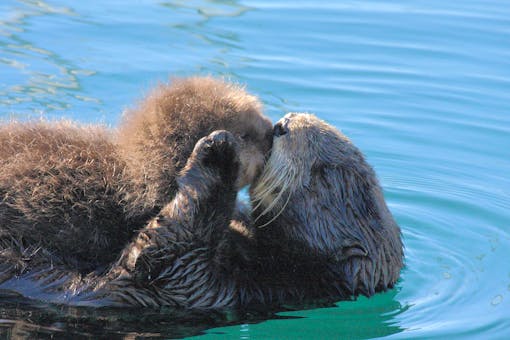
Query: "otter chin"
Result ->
[[251, 113, 403, 298]]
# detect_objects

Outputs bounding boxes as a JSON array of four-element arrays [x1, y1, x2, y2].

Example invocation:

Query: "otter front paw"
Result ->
[[192, 130, 240, 183]]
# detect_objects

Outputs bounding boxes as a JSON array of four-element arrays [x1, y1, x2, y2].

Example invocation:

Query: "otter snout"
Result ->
[[273, 121, 289, 137]]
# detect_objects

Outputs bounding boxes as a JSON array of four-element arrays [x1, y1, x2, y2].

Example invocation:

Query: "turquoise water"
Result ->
[[1, 0, 509, 338]]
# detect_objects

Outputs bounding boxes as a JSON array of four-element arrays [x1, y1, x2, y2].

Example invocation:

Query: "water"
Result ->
[[1, 0, 509, 338]]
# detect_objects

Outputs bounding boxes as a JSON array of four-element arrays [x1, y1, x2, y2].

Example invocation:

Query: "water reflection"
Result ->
[[0, 297, 307, 338], [0, 291, 407, 339], [0, 0, 98, 118], [196, 290, 407, 339], [159, 0, 249, 76], [161, 0, 251, 19]]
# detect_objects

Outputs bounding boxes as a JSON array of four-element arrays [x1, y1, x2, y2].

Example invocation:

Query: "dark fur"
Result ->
[[99, 131, 246, 308], [0, 107, 402, 310], [249, 113, 403, 302], [94, 116, 403, 308], [1, 131, 251, 308], [0, 77, 272, 272]]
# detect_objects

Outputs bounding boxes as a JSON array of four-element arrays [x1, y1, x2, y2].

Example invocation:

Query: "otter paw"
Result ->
[[192, 130, 240, 181]]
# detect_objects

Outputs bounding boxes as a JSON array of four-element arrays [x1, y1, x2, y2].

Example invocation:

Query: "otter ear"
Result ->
[[342, 244, 368, 258], [315, 133, 346, 166], [310, 161, 332, 188], [336, 241, 369, 261]]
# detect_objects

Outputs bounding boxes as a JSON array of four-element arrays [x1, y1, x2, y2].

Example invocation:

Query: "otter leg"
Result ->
[[104, 131, 242, 308], [161, 129, 241, 233], [119, 129, 241, 269]]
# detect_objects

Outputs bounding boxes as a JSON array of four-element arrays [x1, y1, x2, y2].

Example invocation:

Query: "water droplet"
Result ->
[[491, 295, 503, 306], [443, 272, 451, 279]]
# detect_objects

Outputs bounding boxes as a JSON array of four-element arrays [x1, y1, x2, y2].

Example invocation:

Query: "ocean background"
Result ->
[[1, 0, 509, 338]]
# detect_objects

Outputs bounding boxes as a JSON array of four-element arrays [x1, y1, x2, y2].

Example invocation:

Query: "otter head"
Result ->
[[252, 112, 367, 217], [252, 113, 396, 257], [118, 77, 273, 211]]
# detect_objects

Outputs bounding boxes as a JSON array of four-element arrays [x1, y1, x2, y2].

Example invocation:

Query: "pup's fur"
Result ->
[[0, 77, 272, 272]]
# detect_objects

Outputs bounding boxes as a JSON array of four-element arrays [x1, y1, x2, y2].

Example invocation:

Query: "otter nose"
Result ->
[[273, 122, 288, 137]]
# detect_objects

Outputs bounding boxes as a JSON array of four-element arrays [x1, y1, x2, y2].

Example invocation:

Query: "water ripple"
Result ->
[[1, 0, 510, 338]]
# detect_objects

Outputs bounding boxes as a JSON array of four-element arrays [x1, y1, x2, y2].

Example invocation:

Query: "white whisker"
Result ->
[[254, 187, 286, 222], [255, 189, 293, 229], [250, 144, 300, 227]]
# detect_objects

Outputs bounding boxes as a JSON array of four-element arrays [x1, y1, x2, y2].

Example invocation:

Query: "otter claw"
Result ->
[[195, 130, 237, 154], [190, 130, 240, 179], [208, 130, 236, 147]]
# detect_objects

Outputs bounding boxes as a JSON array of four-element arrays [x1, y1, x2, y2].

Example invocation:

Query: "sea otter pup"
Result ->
[[83, 114, 401, 308], [0, 77, 272, 272]]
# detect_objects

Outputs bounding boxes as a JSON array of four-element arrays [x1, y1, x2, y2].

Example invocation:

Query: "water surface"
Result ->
[[1, 0, 509, 338]]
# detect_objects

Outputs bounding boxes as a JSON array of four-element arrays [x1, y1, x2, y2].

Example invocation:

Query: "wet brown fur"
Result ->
[[93, 116, 403, 309], [0, 77, 272, 272], [0, 103, 402, 311]]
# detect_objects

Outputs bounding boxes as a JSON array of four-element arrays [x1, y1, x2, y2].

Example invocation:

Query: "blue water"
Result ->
[[1, 0, 509, 338]]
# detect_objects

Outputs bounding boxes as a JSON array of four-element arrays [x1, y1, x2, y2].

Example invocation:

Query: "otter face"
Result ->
[[252, 113, 362, 224], [253, 112, 353, 190], [225, 113, 273, 188], [270, 113, 356, 171]]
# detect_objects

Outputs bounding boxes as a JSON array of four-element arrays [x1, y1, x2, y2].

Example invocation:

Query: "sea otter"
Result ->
[[0, 77, 272, 273], [64, 113, 401, 309]]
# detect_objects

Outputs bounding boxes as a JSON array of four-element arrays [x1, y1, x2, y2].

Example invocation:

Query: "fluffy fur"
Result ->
[[0, 121, 129, 269], [1, 130, 252, 308], [117, 77, 272, 216], [0, 77, 272, 272]]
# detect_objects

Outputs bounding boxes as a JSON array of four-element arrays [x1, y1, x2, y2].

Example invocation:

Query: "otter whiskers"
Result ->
[[254, 189, 293, 229], [252, 152, 298, 228]]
